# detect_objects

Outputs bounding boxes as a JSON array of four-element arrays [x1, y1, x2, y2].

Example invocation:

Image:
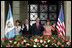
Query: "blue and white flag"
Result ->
[[5, 4, 15, 38]]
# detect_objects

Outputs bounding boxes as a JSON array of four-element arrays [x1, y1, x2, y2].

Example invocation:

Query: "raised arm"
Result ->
[[51, 23, 56, 31]]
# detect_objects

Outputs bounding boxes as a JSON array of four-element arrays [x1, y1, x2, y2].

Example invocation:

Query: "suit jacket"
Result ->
[[21, 24, 32, 36], [32, 23, 44, 36]]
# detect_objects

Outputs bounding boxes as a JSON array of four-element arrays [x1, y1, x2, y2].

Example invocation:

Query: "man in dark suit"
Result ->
[[32, 18, 44, 36], [21, 19, 32, 36]]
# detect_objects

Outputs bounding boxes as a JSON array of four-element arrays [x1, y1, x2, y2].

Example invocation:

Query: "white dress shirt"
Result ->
[[26, 24, 29, 31], [36, 23, 39, 26]]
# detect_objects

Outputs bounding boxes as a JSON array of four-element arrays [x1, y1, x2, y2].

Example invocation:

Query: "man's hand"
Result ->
[[21, 24, 24, 30]]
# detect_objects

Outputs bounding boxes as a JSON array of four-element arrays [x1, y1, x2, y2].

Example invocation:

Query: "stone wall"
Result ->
[[20, 1, 28, 24], [13, 1, 28, 25], [13, 1, 20, 25]]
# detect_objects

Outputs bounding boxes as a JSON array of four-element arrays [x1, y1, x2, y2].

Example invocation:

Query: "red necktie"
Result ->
[[37, 24, 39, 30]]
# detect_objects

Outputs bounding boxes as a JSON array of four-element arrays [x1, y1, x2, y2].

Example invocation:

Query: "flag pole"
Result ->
[[61, 3, 62, 7], [9, 3, 10, 8]]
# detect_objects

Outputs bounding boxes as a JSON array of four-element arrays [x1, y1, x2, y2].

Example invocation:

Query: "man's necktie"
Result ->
[[37, 24, 39, 30]]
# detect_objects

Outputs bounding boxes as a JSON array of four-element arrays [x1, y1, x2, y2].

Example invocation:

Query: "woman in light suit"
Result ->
[[43, 20, 56, 35]]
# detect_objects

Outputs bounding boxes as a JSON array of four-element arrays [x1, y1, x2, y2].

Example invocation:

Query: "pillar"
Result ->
[[64, 1, 71, 41], [1, 1, 5, 39]]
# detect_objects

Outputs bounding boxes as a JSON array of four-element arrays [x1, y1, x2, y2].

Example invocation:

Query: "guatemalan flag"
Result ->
[[5, 4, 15, 38], [56, 5, 65, 39]]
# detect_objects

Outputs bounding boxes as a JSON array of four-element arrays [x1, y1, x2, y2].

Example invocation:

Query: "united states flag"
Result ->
[[56, 5, 65, 39]]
